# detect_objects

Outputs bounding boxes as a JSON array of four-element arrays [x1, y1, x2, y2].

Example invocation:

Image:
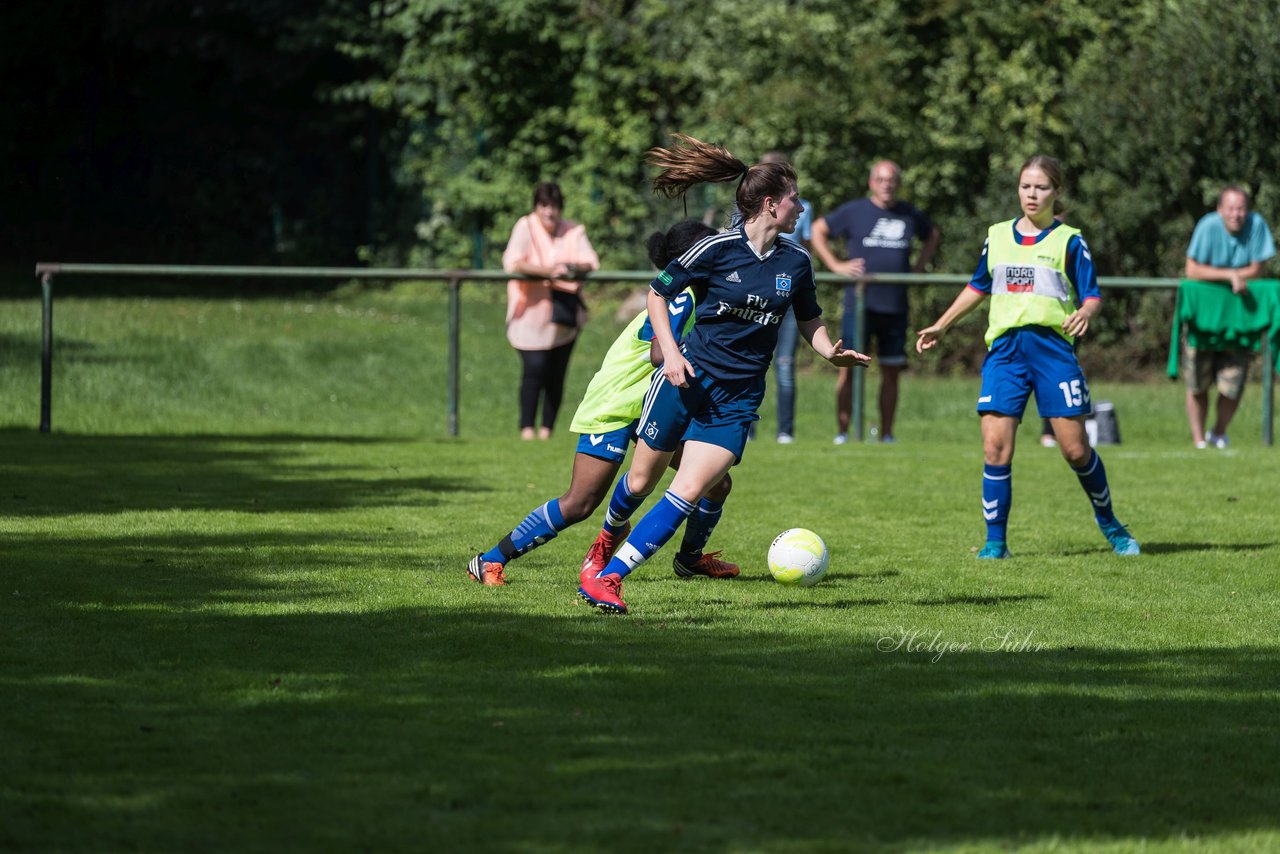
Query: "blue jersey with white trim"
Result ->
[[637, 290, 695, 344], [650, 228, 821, 382]]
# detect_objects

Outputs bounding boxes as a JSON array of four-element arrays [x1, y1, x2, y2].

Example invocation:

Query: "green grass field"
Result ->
[[2, 282, 1278, 852]]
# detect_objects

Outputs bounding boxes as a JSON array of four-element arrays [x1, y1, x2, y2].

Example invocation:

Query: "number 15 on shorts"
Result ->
[[1058, 379, 1089, 408]]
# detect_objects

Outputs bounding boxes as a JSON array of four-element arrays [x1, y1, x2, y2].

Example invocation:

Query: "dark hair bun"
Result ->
[[645, 231, 669, 269], [649, 220, 716, 268]]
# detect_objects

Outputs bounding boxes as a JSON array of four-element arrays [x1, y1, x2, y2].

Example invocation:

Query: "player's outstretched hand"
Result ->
[[827, 339, 871, 368], [915, 324, 944, 353], [662, 351, 697, 387]]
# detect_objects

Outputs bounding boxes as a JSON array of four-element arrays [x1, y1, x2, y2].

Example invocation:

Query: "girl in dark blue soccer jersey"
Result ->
[[465, 221, 741, 586], [916, 155, 1140, 559], [577, 135, 871, 614]]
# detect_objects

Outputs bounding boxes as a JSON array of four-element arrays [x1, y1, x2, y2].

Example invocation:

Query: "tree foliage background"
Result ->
[[4, 0, 1277, 372]]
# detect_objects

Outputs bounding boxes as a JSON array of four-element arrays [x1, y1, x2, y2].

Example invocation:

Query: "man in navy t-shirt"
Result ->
[[812, 160, 940, 444]]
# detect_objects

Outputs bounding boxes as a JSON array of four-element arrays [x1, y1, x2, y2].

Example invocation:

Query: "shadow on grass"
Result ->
[[1049, 541, 1279, 557], [3, 548, 1278, 851], [4, 528, 440, 605], [764, 593, 1050, 611], [0, 334, 123, 363], [1128, 541, 1278, 555], [0, 429, 476, 516], [0, 330, 47, 353], [763, 597, 893, 609], [914, 593, 1051, 606], [730, 569, 901, 585]]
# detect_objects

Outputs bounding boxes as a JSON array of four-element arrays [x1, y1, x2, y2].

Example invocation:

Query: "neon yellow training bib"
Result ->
[[569, 290, 698, 434], [984, 220, 1080, 348]]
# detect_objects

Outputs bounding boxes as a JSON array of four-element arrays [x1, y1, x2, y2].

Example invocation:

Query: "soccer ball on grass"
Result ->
[[767, 528, 830, 587]]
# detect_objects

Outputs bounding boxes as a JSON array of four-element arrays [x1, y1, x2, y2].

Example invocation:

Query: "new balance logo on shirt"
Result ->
[[863, 218, 910, 249]]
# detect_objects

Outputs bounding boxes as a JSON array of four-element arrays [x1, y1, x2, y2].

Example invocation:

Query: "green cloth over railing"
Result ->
[[1167, 279, 1280, 378]]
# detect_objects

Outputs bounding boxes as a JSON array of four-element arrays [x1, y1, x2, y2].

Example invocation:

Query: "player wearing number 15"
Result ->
[[915, 155, 1139, 559]]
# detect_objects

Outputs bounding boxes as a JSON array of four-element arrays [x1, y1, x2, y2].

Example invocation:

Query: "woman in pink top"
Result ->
[[502, 182, 600, 439]]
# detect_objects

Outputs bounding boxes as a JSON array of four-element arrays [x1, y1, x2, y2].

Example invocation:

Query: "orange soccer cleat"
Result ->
[[672, 550, 740, 579], [466, 553, 508, 586]]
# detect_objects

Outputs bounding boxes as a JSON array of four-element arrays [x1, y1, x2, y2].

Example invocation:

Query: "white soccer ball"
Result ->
[[768, 528, 830, 587]]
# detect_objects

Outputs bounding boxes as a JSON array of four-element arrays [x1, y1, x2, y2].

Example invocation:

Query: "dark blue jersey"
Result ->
[[650, 228, 821, 382]]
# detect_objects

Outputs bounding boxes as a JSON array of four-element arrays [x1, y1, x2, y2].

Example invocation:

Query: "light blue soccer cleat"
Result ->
[[1099, 520, 1141, 556], [977, 541, 1012, 559]]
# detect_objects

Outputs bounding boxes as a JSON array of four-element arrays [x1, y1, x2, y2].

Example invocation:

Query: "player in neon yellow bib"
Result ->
[[916, 155, 1140, 559], [981, 215, 1081, 348], [466, 221, 739, 586]]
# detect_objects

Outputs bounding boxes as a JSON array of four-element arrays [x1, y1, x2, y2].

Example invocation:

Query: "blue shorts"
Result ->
[[978, 327, 1091, 419], [636, 369, 763, 462], [575, 422, 636, 463]]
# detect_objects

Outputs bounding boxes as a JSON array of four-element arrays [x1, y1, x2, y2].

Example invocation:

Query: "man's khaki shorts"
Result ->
[[1184, 346, 1250, 399]]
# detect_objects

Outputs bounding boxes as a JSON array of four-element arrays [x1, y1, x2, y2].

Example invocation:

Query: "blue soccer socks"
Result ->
[[982, 463, 1012, 546], [482, 499, 567, 565], [973, 452, 1134, 559], [676, 497, 723, 562], [1075, 451, 1140, 554], [1072, 450, 1116, 525], [603, 472, 648, 536], [600, 490, 696, 579]]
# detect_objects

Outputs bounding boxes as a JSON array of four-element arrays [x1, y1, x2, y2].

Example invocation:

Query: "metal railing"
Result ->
[[30, 263, 1275, 444]]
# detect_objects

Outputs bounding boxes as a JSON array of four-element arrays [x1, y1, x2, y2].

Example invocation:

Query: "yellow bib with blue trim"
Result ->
[[569, 288, 698, 434], [985, 220, 1080, 347]]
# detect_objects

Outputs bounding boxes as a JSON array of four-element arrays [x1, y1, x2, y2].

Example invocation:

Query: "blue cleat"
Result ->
[[1100, 520, 1141, 556], [977, 541, 1012, 559]]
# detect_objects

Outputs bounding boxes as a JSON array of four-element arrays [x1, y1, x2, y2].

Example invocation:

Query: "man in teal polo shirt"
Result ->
[[1184, 186, 1276, 449]]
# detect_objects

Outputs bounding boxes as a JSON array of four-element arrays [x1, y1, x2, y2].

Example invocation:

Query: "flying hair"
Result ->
[[648, 134, 748, 199], [647, 133, 796, 222]]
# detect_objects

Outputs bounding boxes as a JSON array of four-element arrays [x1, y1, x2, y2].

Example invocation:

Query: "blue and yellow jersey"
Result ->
[[569, 290, 698, 435], [967, 219, 1101, 348]]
